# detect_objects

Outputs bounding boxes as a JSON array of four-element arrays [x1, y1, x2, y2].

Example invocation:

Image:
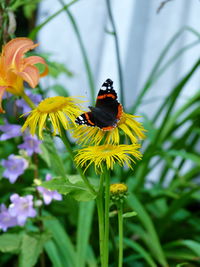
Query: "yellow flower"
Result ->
[[110, 183, 128, 195], [72, 112, 145, 145], [22, 96, 82, 139], [110, 183, 128, 203], [75, 144, 142, 173], [0, 37, 48, 113]]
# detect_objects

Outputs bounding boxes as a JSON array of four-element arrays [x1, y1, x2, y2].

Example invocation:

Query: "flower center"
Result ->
[[37, 96, 68, 113]]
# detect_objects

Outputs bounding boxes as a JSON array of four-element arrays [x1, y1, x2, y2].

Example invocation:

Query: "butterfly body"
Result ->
[[75, 79, 123, 131]]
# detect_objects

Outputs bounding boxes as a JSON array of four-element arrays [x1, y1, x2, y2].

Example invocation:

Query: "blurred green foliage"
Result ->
[[0, 1, 200, 267]]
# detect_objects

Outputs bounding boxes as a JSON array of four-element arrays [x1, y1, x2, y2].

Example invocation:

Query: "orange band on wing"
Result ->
[[85, 113, 95, 125], [97, 94, 116, 99], [117, 104, 123, 119], [102, 125, 116, 131]]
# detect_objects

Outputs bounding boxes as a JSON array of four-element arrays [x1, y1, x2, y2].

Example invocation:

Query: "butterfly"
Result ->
[[75, 79, 123, 131]]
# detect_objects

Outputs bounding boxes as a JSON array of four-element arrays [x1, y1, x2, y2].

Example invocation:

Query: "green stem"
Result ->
[[58, 0, 95, 103], [96, 173, 105, 267], [59, 126, 96, 195], [21, 91, 36, 109], [117, 202, 123, 267], [103, 168, 110, 267], [106, 0, 124, 106], [29, 0, 79, 40]]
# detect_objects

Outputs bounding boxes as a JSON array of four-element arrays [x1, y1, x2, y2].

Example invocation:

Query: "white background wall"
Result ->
[[37, 0, 200, 117]]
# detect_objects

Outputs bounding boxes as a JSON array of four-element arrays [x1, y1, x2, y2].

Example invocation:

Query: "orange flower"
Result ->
[[0, 37, 48, 113]]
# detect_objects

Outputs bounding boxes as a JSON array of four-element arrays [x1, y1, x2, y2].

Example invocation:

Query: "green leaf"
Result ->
[[41, 134, 67, 177], [48, 61, 73, 78], [0, 233, 22, 253], [124, 238, 157, 267], [76, 202, 95, 267], [176, 263, 189, 267], [19, 232, 51, 267], [166, 150, 200, 166], [165, 249, 197, 260], [86, 246, 98, 267], [43, 214, 76, 267], [127, 194, 168, 266], [28, 0, 79, 40], [41, 177, 96, 201], [166, 240, 200, 257], [123, 211, 137, 218], [44, 240, 63, 267]]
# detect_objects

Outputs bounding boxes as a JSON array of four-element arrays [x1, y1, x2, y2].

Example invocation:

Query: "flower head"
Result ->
[[110, 183, 128, 203], [16, 90, 42, 114], [0, 37, 48, 113], [1, 154, 28, 183], [0, 120, 22, 140], [75, 144, 142, 173], [73, 112, 145, 145], [110, 183, 128, 195], [37, 174, 62, 205], [0, 204, 18, 232], [8, 194, 36, 226], [18, 134, 42, 156], [21, 96, 83, 138]]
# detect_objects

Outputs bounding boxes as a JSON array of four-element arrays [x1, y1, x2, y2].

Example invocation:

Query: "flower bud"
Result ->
[[110, 183, 128, 203]]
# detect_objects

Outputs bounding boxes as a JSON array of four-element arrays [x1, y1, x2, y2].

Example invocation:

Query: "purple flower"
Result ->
[[1, 155, 28, 183], [0, 204, 18, 232], [16, 91, 42, 114], [9, 194, 37, 226], [0, 120, 22, 141], [37, 174, 62, 205], [18, 135, 42, 156]]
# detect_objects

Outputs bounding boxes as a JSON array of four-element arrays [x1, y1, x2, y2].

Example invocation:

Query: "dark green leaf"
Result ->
[[76, 202, 95, 267], [41, 177, 96, 201], [43, 214, 76, 267], [124, 238, 157, 267]]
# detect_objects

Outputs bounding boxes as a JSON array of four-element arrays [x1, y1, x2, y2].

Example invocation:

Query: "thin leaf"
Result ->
[[28, 0, 79, 40], [44, 240, 63, 267], [127, 195, 168, 266], [43, 214, 76, 267], [76, 201, 95, 267], [124, 238, 157, 267]]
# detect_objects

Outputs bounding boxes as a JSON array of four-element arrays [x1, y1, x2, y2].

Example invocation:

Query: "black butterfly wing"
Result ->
[[75, 78, 123, 130]]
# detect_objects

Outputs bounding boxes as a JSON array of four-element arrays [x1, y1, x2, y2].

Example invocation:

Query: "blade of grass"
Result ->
[[43, 214, 76, 267], [158, 187, 200, 236], [131, 27, 200, 113], [29, 0, 79, 40], [127, 195, 168, 266], [132, 58, 200, 191], [124, 238, 157, 267], [44, 240, 63, 267], [76, 201, 95, 267]]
